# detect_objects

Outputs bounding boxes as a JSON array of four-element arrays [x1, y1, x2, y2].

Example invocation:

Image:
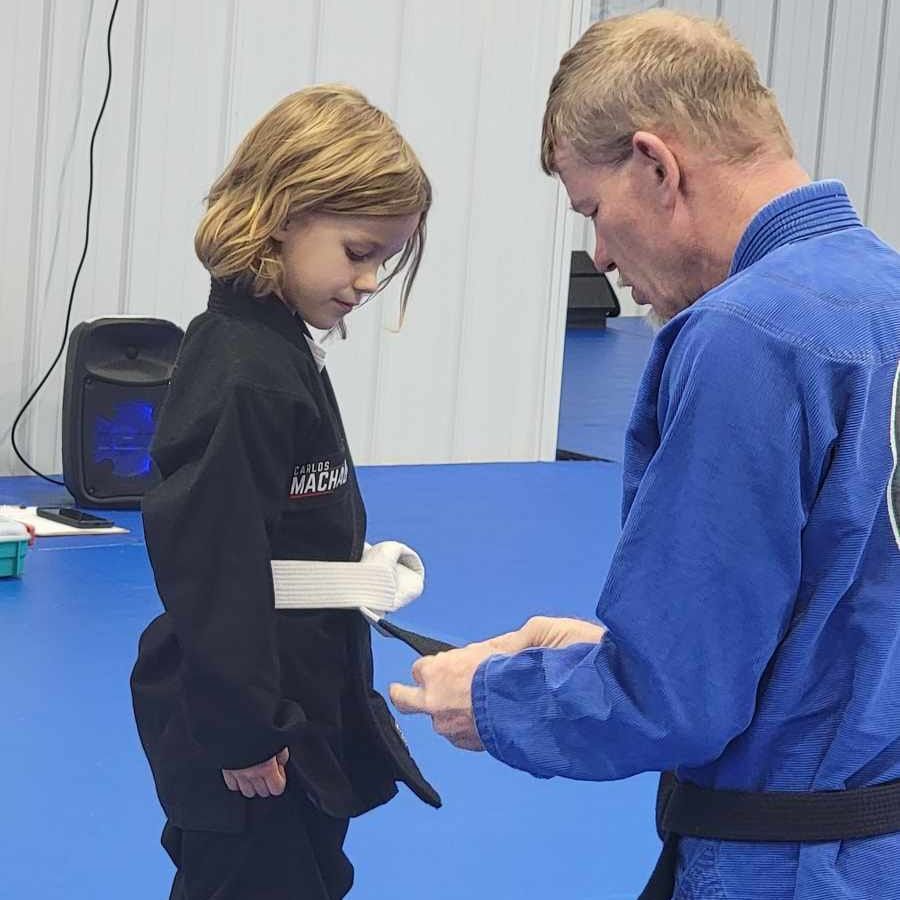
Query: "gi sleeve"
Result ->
[[473, 312, 827, 780], [143, 377, 314, 771]]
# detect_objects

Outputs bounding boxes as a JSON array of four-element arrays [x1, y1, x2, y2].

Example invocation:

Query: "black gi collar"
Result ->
[[207, 277, 314, 350]]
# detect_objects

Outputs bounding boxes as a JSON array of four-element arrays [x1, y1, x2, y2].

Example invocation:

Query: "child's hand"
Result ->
[[222, 747, 289, 798]]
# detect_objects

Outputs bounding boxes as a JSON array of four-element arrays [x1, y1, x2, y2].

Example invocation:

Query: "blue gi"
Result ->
[[472, 181, 900, 898]]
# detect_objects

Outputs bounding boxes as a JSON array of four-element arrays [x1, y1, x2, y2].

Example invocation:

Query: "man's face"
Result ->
[[555, 139, 703, 324]]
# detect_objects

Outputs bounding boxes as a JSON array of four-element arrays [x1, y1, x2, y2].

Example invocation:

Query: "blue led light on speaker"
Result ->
[[92, 400, 157, 478]]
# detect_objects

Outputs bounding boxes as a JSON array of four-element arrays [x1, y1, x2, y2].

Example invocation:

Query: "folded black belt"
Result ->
[[370, 615, 456, 656], [639, 771, 900, 899]]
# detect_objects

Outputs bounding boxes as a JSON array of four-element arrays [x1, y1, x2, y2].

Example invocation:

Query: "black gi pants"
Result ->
[[162, 781, 353, 900]]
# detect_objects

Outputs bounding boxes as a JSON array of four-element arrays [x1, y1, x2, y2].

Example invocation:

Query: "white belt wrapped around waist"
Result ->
[[271, 541, 424, 615]]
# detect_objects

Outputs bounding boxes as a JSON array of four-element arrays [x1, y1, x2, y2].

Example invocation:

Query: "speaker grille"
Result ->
[[79, 380, 170, 499], [62, 317, 183, 508]]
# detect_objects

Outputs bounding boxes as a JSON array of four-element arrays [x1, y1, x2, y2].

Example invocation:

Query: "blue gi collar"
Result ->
[[729, 180, 863, 277]]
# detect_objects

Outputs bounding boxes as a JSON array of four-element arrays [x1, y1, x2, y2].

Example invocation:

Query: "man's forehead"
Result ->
[[551, 138, 581, 175], [552, 141, 594, 208]]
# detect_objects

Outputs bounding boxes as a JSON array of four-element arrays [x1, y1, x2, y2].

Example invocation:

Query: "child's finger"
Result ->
[[222, 770, 239, 792], [251, 776, 270, 798], [276, 747, 289, 766], [268, 765, 287, 796], [237, 776, 257, 799]]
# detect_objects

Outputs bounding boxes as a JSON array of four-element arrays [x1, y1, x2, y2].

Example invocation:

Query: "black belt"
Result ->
[[639, 771, 900, 899], [371, 616, 456, 656]]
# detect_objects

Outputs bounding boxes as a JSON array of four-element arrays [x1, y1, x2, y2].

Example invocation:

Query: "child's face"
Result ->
[[272, 212, 421, 330]]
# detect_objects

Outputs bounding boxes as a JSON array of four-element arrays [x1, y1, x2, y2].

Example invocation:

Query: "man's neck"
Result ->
[[694, 155, 812, 292]]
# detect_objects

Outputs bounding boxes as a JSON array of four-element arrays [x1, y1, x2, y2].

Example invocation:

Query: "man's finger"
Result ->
[[276, 747, 289, 766], [485, 629, 535, 654], [411, 656, 431, 686], [389, 682, 428, 714]]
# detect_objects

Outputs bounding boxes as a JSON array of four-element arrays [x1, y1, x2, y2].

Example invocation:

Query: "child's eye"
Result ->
[[346, 248, 371, 262]]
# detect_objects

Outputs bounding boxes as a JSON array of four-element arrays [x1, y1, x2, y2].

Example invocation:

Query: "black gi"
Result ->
[[130, 278, 440, 900]]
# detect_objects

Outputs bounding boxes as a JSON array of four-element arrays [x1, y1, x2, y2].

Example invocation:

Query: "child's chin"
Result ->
[[308, 314, 341, 330]]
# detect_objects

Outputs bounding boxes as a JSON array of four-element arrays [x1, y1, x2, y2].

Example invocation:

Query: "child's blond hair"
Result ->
[[196, 85, 431, 323]]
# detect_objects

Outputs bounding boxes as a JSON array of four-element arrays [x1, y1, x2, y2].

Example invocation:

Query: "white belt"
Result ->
[[271, 541, 424, 616]]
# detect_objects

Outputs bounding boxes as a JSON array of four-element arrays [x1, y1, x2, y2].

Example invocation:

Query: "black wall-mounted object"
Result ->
[[61, 317, 183, 509], [567, 250, 620, 328]]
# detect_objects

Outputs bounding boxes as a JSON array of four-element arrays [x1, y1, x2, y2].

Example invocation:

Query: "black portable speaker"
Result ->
[[566, 250, 620, 328], [61, 317, 183, 509]]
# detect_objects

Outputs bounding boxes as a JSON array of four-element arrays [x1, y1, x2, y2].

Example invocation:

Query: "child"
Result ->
[[130, 85, 440, 900]]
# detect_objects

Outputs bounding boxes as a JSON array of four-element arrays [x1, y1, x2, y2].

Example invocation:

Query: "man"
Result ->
[[390, 9, 900, 898]]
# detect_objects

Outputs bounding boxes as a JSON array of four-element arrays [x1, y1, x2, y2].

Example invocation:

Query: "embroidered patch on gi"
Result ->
[[289, 453, 349, 500]]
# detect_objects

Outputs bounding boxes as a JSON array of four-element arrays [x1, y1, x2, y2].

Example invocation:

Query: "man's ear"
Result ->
[[631, 131, 681, 207]]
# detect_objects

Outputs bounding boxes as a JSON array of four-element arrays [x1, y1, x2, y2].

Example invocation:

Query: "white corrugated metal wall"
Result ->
[[3, 1, 898, 476], [0, 0, 576, 475]]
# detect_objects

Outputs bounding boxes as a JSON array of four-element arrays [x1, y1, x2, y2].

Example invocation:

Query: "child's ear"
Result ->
[[272, 214, 297, 242]]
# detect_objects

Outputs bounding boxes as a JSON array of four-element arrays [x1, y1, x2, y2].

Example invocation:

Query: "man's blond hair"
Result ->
[[196, 84, 431, 321], [541, 9, 793, 173]]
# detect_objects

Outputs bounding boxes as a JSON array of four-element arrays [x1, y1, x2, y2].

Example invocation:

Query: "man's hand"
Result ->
[[389, 616, 606, 751], [222, 747, 289, 798], [488, 615, 606, 652], [390, 642, 497, 750]]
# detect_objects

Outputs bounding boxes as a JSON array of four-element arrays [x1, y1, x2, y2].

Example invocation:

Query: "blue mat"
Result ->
[[0, 464, 659, 899], [557, 318, 654, 462]]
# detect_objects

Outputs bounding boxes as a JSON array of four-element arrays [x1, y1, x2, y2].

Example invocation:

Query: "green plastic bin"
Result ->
[[0, 519, 29, 578]]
